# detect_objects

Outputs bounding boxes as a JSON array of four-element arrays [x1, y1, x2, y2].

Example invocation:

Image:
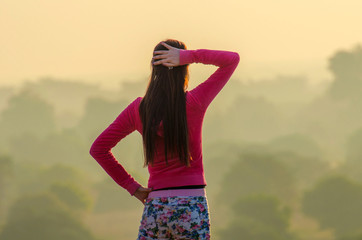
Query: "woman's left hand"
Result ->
[[134, 186, 153, 205], [152, 42, 180, 67]]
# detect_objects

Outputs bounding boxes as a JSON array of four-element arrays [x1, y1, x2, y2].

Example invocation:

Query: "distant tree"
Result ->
[[48, 182, 92, 212], [118, 79, 146, 101], [0, 89, 56, 140], [265, 133, 330, 189], [302, 175, 362, 238], [76, 97, 129, 141], [14, 162, 90, 198], [202, 140, 245, 190], [217, 149, 298, 206], [215, 94, 282, 142], [0, 192, 97, 240], [6, 128, 96, 174], [5, 132, 43, 164], [39, 163, 88, 187], [92, 177, 139, 213], [345, 127, 362, 163], [20, 77, 120, 125], [0, 154, 13, 194], [267, 133, 322, 160], [339, 127, 362, 183], [38, 128, 92, 169], [0, 155, 13, 222], [272, 150, 330, 190], [327, 44, 362, 101], [288, 44, 362, 155], [337, 232, 362, 240], [217, 194, 298, 240], [238, 74, 314, 104], [0, 86, 15, 113]]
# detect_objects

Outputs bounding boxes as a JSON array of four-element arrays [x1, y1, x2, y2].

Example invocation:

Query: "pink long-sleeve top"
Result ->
[[89, 49, 240, 196]]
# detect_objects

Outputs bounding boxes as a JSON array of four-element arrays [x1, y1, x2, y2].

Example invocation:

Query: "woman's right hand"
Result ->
[[152, 42, 180, 67], [134, 186, 153, 205]]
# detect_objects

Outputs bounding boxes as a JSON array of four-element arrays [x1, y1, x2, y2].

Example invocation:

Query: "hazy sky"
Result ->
[[1, 0, 362, 90]]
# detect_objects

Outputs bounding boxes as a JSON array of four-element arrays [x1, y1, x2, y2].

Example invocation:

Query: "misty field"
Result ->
[[1, 44, 362, 240]]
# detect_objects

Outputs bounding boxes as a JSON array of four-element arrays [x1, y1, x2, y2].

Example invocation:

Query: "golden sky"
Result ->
[[1, 0, 362, 89]]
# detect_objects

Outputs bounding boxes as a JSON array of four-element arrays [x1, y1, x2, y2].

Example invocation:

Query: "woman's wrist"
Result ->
[[179, 49, 194, 66]]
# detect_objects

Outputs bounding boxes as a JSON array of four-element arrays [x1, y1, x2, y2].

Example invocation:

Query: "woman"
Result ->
[[89, 39, 240, 239]]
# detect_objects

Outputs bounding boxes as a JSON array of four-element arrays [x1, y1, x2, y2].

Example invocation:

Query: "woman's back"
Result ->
[[90, 47, 240, 195], [137, 49, 240, 190], [89, 40, 239, 239]]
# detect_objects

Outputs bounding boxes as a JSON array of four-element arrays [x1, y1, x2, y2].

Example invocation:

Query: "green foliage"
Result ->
[[302, 175, 362, 237], [0, 155, 14, 223], [217, 94, 282, 142], [37, 129, 92, 169], [236, 74, 314, 104], [49, 182, 92, 212], [76, 97, 129, 141], [327, 44, 362, 101], [39, 163, 88, 185], [337, 232, 362, 240], [271, 150, 329, 190], [338, 127, 362, 183], [217, 194, 298, 240], [19, 77, 121, 128], [0, 90, 56, 140], [0, 192, 97, 240], [345, 128, 362, 163], [203, 140, 244, 190], [267, 133, 322, 160], [233, 194, 291, 232], [14, 162, 89, 196], [0, 155, 13, 184], [6, 129, 92, 172], [92, 177, 139, 213], [218, 149, 297, 206]]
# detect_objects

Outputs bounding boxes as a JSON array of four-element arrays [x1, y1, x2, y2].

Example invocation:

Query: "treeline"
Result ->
[[0, 44, 362, 239]]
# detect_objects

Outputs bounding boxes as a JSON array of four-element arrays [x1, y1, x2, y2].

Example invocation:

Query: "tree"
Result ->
[[345, 127, 362, 163], [302, 175, 362, 238], [92, 177, 139, 213], [217, 149, 298, 206], [209, 94, 282, 142], [267, 133, 322, 160], [0, 155, 14, 223], [76, 97, 129, 141], [337, 232, 362, 240], [0, 192, 97, 240], [48, 182, 92, 212], [20, 77, 120, 128], [13, 163, 90, 200], [217, 194, 298, 240], [338, 127, 362, 183], [327, 44, 362, 101], [0, 90, 56, 141]]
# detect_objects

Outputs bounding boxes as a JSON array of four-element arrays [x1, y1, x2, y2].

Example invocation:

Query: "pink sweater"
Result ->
[[89, 49, 240, 196]]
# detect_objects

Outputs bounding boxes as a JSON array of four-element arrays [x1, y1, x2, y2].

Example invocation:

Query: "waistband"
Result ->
[[148, 188, 206, 198]]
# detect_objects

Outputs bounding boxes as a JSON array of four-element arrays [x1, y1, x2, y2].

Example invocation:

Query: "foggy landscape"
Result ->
[[1, 43, 362, 239]]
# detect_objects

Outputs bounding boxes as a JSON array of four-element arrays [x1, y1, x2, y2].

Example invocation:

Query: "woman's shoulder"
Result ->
[[131, 96, 143, 106]]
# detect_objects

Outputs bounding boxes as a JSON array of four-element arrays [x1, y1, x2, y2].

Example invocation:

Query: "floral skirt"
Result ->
[[137, 195, 211, 240]]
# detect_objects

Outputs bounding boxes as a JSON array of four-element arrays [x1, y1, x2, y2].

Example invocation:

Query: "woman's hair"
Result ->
[[139, 39, 192, 167]]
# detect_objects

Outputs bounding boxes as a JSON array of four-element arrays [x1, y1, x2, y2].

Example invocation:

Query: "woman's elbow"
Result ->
[[89, 143, 100, 158], [233, 52, 240, 64]]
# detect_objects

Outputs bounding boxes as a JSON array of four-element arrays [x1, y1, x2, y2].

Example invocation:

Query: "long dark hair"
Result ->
[[139, 39, 192, 167]]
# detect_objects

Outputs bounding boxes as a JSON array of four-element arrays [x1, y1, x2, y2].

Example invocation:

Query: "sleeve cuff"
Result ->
[[179, 49, 194, 66], [127, 182, 142, 196]]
